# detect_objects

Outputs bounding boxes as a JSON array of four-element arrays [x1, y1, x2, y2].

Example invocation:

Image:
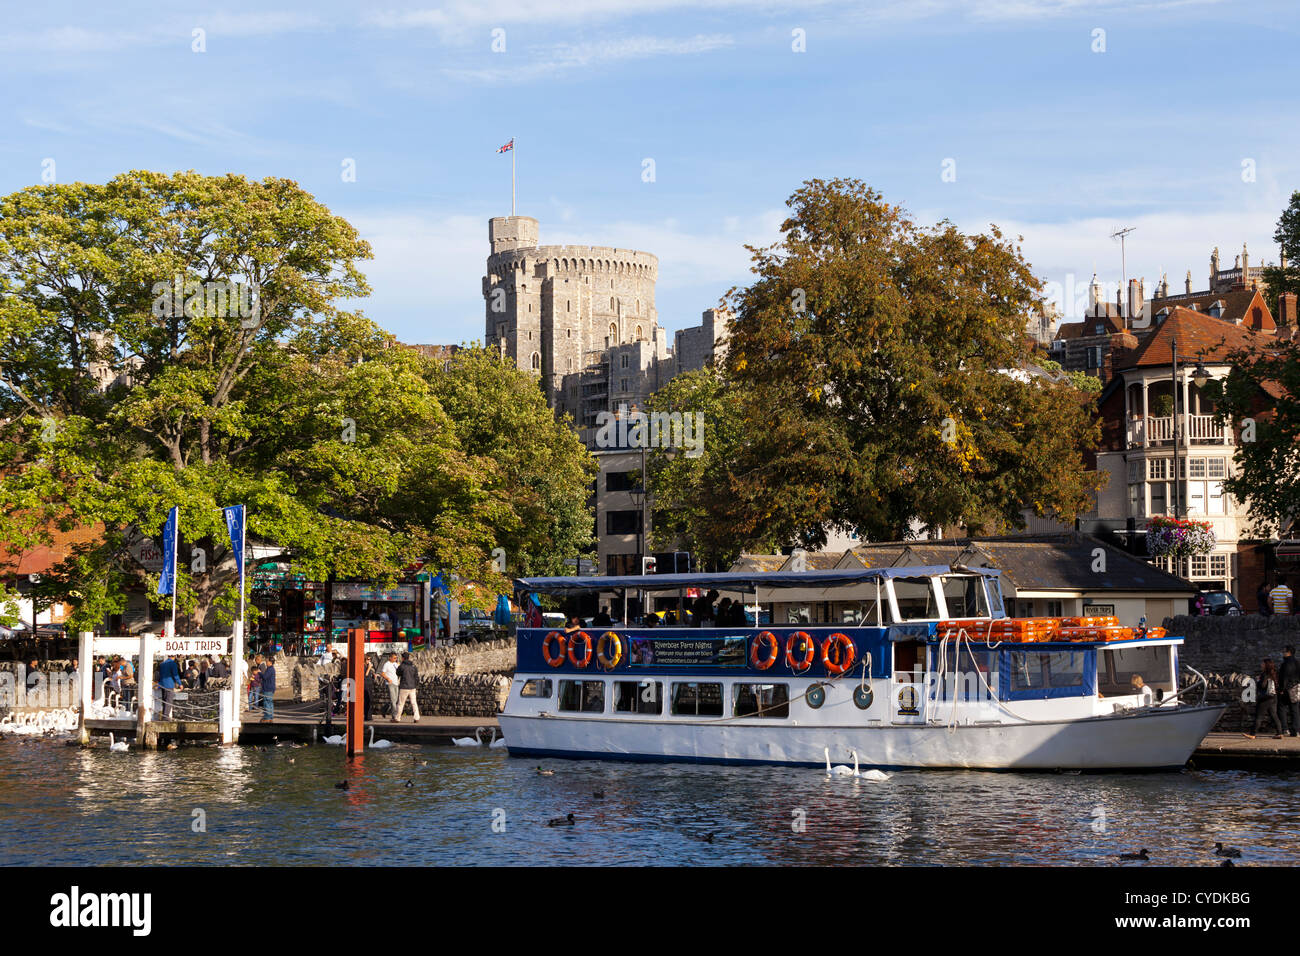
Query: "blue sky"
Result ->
[[3, 0, 1298, 344]]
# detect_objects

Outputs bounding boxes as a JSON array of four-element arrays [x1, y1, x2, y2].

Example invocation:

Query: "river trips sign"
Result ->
[[628, 635, 748, 667]]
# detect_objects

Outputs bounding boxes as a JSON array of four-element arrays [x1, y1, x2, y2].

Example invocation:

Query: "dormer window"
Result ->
[[1094, 323, 1105, 335], [1209, 300, 1224, 317]]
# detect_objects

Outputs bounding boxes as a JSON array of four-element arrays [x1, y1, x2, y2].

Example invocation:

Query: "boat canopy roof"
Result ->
[[514, 564, 1000, 595]]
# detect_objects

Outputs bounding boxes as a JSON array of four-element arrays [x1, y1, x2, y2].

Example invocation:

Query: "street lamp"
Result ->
[[1192, 358, 1210, 389]]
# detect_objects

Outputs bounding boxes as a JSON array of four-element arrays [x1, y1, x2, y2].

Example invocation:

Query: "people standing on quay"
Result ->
[[1281, 646, 1300, 738], [394, 652, 420, 723], [381, 652, 401, 719], [1245, 658, 1284, 740], [156, 654, 182, 719], [1270, 577, 1293, 616], [1257, 581, 1273, 616], [260, 657, 276, 721], [246, 656, 261, 713]]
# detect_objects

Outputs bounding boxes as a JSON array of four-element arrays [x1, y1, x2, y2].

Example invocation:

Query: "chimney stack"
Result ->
[[1279, 292, 1297, 329], [1127, 278, 1144, 324]]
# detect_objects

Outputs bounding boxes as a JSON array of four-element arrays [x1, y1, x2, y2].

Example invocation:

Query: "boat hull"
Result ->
[[500, 704, 1224, 771]]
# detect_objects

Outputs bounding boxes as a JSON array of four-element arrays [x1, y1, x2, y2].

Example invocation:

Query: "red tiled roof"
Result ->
[[1149, 288, 1273, 331], [1117, 307, 1273, 369]]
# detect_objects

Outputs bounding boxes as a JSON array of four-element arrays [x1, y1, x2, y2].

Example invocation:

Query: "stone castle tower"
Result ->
[[482, 216, 672, 429]]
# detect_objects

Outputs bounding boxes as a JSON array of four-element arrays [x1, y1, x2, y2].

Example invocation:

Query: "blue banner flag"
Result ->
[[222, 505, 245, 580], [158, 506, 178, 595]]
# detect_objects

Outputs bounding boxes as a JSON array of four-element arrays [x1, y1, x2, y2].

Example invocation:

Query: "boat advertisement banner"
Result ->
[[628, 635, 748, 667]]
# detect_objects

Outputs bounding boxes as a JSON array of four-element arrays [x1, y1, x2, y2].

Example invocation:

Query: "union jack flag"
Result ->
[[496, 139, 514, 153]]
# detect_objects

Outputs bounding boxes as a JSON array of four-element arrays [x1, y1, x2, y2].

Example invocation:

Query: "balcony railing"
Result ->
[[1126, 415, 1229, 448]]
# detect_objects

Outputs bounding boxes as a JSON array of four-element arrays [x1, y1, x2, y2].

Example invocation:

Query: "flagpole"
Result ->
[[511, 137, 516, 216], [239, 506, 246, 634], [169, 509, 178, 642]]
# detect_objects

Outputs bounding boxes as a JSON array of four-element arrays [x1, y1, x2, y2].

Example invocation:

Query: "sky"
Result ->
[[3, 0, 1298, 344]]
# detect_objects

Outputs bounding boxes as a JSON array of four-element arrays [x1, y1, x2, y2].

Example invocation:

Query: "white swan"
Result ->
[[108, 732, 128, 752], [860, 768, 890, 781], [322, 733, 346, 745], [451, 726, 484, 747], [825, 747, 854, 776], [368, 726, 394, 749], [488, 727, 507, 749]]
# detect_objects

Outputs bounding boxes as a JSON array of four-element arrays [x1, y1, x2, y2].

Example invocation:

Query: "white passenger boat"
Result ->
[[500, 566, 1223, 771]]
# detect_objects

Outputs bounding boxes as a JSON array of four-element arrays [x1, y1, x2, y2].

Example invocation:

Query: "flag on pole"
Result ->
[[496, 139, 514, 153], [222, 505, 246, 580], [158, 506, 178, 595]]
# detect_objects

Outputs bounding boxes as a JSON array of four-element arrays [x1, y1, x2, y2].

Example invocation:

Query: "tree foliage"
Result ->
[[1260, 189, 1300, 301], [1206, 339, 1300, 537], [647, 179, 1103, 564], [0, 171, 592, 631]]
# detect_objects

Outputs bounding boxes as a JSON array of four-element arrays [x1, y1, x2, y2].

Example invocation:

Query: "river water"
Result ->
[[2, 736, 1296, 866]]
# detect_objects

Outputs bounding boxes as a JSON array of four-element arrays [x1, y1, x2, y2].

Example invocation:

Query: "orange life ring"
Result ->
[[750, 631, 779, 671], [567, 630, 593, 668], [596, 631, 623, 670], [785, 631, 815, 672], [542, 631, 567, 668], [822, 632, 857, 675]]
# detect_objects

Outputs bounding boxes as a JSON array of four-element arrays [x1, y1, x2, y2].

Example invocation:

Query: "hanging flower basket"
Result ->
[[1146, 516, 1216, 560]]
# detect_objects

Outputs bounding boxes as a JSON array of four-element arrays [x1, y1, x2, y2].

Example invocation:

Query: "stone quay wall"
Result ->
[[282, 639, 516, 717], [1166, 614, 1300, 732]]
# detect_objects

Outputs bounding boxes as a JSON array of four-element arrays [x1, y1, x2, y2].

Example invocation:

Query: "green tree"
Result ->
[[426, 347, 596, 576], [663, 179, 1102, 556], [644, 366, 762, 568], [0, 171, 575, 631], [1205, 339, 1300, 537], [1260, 190, 1300, 301]]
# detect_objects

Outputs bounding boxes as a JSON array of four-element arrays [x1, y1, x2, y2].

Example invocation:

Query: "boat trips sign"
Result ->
[[628, 636, 747, 667]]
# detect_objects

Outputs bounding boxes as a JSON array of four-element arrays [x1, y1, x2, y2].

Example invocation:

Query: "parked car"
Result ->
[[1199, 591, 1243, 616]]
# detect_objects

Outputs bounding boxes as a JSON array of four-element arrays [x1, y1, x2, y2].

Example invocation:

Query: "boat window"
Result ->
[[985, 577, 1005, 617], [670, 682, 724, 717], [519, 678, 552, 699], [612, 680, 663, 714], [892, 577, 940, 621], [1099, 646, 1174, 695], [785, 605, 813, 624], [558, 680, 605, 713], [1006, 650, 1089, 695], [941, 576, 989, 619], [838, 599, 880, 626], [733, 683, 790, 718], [931, 646, 999, 701]]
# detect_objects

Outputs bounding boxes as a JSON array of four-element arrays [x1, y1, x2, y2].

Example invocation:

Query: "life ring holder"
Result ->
[[821, 632, 857, 676], [568, 631, 594, 669], [596, 631, 623, 670], [542, 631, 567, 668], [785, 631, 816, 673]]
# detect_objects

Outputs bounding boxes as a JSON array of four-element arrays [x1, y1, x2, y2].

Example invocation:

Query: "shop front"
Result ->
[[328, 581, 427, 654]]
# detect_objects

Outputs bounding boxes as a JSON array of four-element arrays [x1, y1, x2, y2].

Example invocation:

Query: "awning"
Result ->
[[1276, 540, 1300, 559], [514, 565, 999, 596]]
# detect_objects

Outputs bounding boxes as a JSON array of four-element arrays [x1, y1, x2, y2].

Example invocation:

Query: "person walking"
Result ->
[[260, 658, 276, 721], [156, 655, 182, 719], [381, 652, 400, 720], [363, 655, 376, 718], [1281, 646, 1300, 738], [395, 652, 421, 723], [1245, 658, 1284, 740], [1270, 577, 1293, 616]]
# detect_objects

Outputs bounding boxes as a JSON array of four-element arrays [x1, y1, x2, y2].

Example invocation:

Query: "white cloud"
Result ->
[[441, 33, 734, 83]]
